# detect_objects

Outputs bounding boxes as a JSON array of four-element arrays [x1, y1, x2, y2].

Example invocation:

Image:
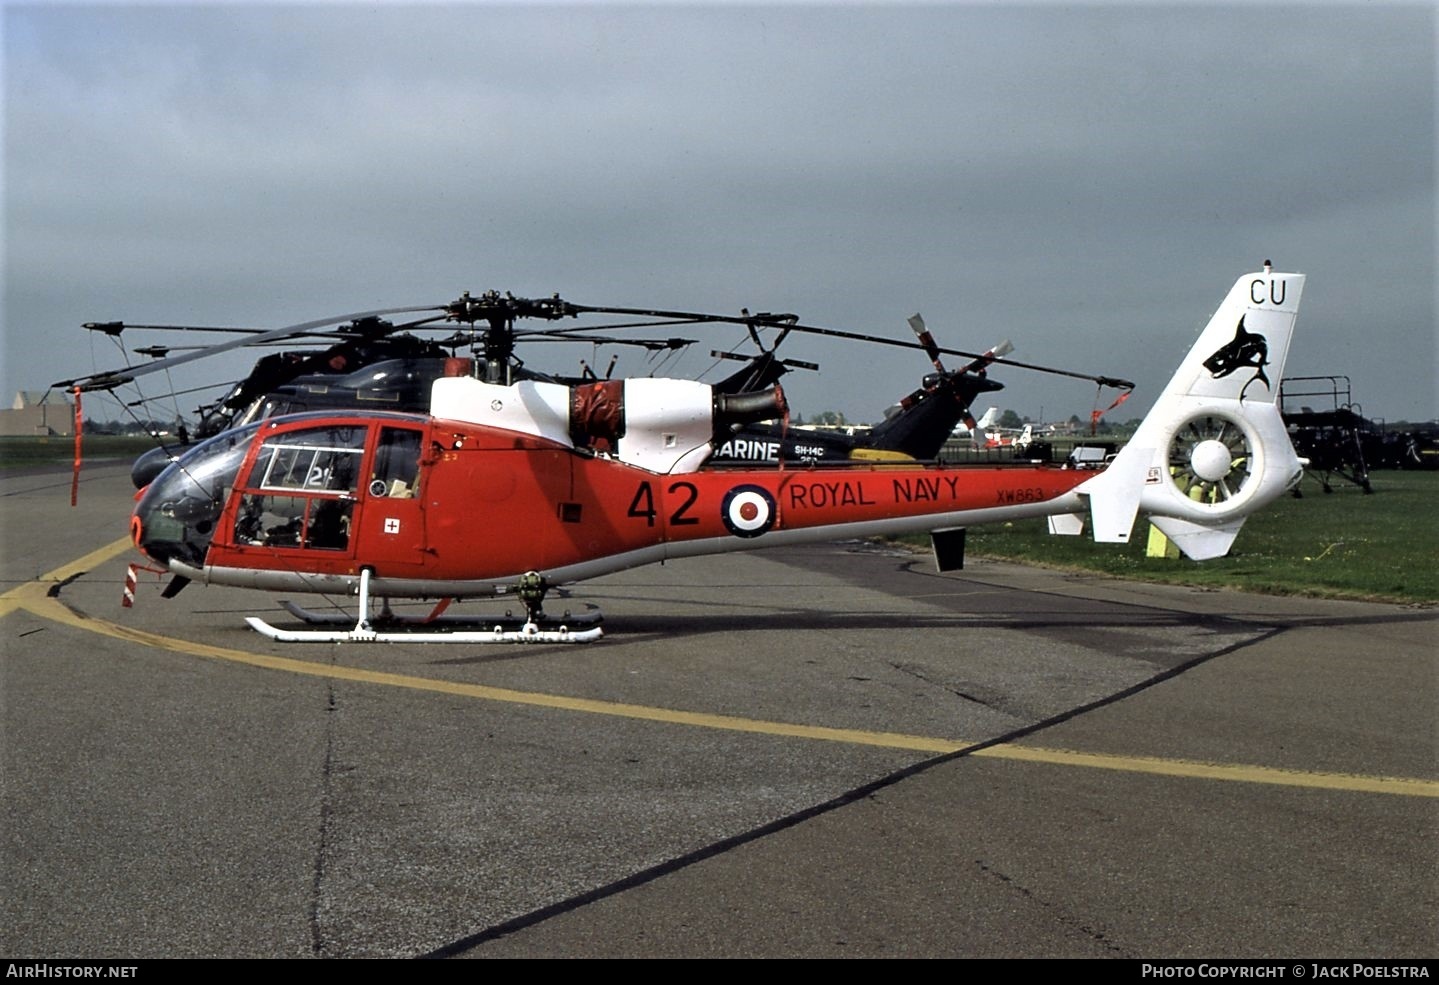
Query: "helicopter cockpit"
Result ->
[[133, 413, 427, 570]]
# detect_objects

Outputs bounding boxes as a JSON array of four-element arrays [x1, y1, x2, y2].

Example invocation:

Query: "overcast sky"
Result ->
[[4, 1, 1435, 427]]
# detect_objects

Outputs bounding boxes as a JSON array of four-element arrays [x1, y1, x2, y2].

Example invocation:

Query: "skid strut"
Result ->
[[245, 568, 603, 643]]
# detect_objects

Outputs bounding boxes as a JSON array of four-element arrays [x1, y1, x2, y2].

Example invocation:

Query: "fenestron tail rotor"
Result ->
[[1166, 413, 1257, 507]]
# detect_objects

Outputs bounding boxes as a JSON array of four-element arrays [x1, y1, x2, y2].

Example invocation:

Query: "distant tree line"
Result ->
[[82, 419, 188, 437]]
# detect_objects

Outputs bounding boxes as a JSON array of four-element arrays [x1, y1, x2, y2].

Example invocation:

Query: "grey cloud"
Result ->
[[5, 3, 1433, 424]]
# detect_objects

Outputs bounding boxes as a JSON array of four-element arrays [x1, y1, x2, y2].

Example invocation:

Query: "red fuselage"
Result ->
[[135, 411, 1094, 597]]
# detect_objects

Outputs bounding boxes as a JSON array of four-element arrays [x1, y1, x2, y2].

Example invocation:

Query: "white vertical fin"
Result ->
[[1077, 264, 1307, 559]]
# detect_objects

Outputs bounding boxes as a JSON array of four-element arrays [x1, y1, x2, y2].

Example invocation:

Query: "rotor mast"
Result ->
[[443, 290, 579, 385]]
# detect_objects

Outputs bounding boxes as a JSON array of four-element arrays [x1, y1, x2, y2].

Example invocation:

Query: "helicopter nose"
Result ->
[[128, 423, 258, 569], [132, 491, 220, 568]]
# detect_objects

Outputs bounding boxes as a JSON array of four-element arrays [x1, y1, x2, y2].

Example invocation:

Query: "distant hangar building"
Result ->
[[1, 390, 74, 437]]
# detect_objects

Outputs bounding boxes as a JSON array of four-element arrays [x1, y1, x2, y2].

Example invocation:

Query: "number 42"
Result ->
[[627, 481, 699, 527]]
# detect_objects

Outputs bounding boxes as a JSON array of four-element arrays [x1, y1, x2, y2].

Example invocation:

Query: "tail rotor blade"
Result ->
[[907, 314, 947, 375], [958, 339, 1015, 376]]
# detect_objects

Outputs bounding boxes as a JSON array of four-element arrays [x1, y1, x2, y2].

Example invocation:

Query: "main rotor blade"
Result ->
[[564, 303, 799, 327], [61, 293, 1133, 393], [85, 322, 278, 336], [55, 304, 449, 391], [124, 379, 241, 406], [710, 349, 820, 372], [561, 302, 1132, 389], [515, 317, 721, 338], [520, 332, 697, 351], [776, 319, 1131, 389]]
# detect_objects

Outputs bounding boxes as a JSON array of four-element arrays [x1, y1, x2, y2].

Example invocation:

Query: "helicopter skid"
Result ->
[[244, 568, 603, 642], [244, 615, 603, 644], [278, 599, 604, 630]]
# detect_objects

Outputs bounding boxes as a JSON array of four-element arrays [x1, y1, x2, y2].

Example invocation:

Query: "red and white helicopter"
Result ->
[[982, 418, 1035, 450], [62, 263, 1306, 643]]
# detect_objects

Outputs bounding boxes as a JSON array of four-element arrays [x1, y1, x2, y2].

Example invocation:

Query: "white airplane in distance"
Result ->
[[951, 405, 1000, 441]]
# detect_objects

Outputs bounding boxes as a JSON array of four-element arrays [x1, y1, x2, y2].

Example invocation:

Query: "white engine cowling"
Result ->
[[613, 378, 718, 473], [429, 375, 785, 474]]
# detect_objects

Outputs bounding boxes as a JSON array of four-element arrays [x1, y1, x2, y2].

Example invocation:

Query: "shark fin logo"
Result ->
[[1202, 315, 1270, 401]]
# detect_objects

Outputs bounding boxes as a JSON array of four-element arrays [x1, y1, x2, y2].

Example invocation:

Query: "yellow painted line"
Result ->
[[21, 590, 966, 753], [6, 538, 1436, 798], [973, 744, 1439, 798], [0, 535, 134, 616]]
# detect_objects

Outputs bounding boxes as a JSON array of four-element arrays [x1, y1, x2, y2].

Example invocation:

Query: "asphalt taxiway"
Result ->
[[2, 462, 1434, 958]]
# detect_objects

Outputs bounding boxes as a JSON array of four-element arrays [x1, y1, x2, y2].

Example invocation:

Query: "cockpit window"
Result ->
[[247, 425, 366, 492], [233, 425, 368, 552], [371, 427, 423, 498]]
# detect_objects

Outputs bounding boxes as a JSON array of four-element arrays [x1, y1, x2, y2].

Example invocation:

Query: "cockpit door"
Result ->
[[351, 425, 430, 572], [229, 423, 368, 559]]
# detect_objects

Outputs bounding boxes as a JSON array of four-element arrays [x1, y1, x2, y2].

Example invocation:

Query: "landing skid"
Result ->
[[244, 616, 603, 644], [277, 600, 603, 630], [245, 569, 603, 644]]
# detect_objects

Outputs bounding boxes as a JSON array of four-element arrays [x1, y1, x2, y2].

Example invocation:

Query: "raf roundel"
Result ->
[[721, 485, 777, 538]]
